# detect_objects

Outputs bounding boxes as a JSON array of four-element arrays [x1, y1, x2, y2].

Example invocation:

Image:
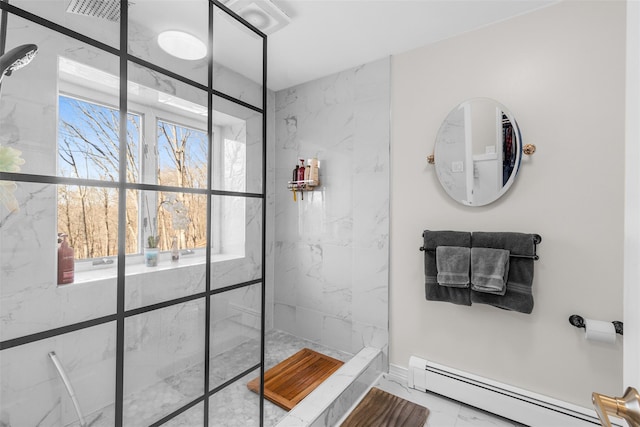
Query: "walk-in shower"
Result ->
[[0, 0, 268, 425], [1, 1, 391, 425]]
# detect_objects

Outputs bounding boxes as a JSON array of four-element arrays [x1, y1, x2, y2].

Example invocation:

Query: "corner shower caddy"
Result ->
[[288, 159, 320, 192], [287, 179, 320, 191]]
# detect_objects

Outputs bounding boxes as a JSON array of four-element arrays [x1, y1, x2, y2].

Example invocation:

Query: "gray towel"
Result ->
[[423, 230, 471, 305], [470, 232, 537, 314], [470, 247, 509, 295], [436, 246, 470, 287]]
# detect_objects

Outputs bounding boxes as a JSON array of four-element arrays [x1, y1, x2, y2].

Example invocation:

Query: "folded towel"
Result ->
[[470, 247, 509, 295], [436, 246, 470, 287], [423, 230, 471, 305], [470, 232, 537, 314]]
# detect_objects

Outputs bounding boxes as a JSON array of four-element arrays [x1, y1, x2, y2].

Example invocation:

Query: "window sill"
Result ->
[[64, 252, 244, 286]]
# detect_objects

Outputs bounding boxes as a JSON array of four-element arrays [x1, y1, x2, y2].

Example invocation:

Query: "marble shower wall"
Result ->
[[273, 57, 390, 357]]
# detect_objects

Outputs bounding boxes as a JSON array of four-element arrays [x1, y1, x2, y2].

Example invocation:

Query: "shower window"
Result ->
[[57, 184, 123, 259], [157, 120, 208, 189], [56, 103, 216, 262], [56, 76, 250, 265], [151, 120, 209, 253], [147, 190, 208, 252], [57, 95, 141, 260], [58, 95, 141, 182]]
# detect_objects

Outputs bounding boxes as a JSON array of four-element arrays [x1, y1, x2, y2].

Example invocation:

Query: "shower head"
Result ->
[[0, 44, 38, 83]]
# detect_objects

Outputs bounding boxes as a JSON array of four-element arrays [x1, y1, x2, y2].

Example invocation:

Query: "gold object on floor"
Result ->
[[593, 386, 640, 427]]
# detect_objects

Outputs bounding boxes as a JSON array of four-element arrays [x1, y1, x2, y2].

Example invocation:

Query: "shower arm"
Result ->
[[48, 351, 88, 427]]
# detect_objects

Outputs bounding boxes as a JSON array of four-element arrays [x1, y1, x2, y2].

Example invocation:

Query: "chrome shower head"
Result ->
[[0, 44, 38, 83]]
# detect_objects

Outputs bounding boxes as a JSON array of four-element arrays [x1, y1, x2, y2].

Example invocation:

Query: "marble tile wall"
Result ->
[[273, 57, 390, 358], [1, 15, 120, 342], [0, 322, 117, 427]]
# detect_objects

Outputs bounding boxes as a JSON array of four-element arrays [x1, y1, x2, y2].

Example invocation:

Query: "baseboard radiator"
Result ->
[[405, 356, 621, 427]]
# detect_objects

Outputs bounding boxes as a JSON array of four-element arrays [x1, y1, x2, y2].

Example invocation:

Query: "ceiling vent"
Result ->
[[66, 0, 124, 22], [224, 0, 291, 35]]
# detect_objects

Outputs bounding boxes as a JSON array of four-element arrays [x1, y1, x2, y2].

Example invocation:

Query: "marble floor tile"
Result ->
[[64, 335, 524, 427], [64, 330, 351, 427]]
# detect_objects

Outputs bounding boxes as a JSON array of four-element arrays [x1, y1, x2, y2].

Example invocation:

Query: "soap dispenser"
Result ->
[[57, 233, 74, 285]]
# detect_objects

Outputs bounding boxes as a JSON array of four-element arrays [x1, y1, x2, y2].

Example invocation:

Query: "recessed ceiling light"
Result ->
[[157, 30, 206, 60]]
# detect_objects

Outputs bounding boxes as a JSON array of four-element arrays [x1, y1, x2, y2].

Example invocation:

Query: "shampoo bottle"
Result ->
[[57, 233, 74, 285], [304, 160, 311, 181], [297, 159, 305, 181], [310, 158, 319, 183]]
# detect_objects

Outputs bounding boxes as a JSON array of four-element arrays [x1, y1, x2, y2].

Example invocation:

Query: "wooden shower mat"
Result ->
[[247, 347, 344, 410], [340, 387, 429, 427]]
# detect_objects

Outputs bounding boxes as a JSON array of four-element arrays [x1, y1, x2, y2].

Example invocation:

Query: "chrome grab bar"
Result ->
[[48, 351, 87, 427]]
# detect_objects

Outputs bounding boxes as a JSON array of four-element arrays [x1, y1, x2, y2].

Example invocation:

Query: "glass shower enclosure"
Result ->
[[0, 0, 267, 425]]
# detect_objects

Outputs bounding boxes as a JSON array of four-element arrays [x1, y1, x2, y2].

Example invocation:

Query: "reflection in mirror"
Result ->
[[434, 98, 521, 206]]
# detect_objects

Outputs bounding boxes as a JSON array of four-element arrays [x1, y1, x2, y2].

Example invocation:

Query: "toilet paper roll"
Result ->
[[584, 318, 616, 344]]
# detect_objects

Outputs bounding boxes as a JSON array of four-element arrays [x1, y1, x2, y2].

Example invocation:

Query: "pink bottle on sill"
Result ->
[[57, 233, 75, 285]]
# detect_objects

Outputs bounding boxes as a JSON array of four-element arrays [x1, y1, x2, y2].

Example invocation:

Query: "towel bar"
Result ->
[[421, 231, 541, 242], [419, 233, 541, 260], [419, 247, 538, 260]]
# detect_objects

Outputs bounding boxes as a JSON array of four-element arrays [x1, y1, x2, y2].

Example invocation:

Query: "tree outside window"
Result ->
[[57, 94, 247, 261], [57, 95, 140, 259]]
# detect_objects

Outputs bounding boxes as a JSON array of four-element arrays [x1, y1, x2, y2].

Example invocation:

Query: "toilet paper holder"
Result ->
[[569, 314, 623, 335]]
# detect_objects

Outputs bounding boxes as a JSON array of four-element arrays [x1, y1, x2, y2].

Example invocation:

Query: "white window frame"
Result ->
[[57, 81, 221, 269]]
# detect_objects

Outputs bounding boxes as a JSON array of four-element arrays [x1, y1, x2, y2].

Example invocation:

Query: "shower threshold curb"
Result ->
[[274, 346, 383, 427]]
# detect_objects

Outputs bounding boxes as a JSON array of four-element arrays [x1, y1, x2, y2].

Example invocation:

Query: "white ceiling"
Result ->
[[117, 0, 557, 92], [264, 0, 557, 91], [53, 0, 558, 93]]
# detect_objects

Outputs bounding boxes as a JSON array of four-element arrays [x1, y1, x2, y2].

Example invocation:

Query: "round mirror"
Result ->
[[434, 98, 522, 206]]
